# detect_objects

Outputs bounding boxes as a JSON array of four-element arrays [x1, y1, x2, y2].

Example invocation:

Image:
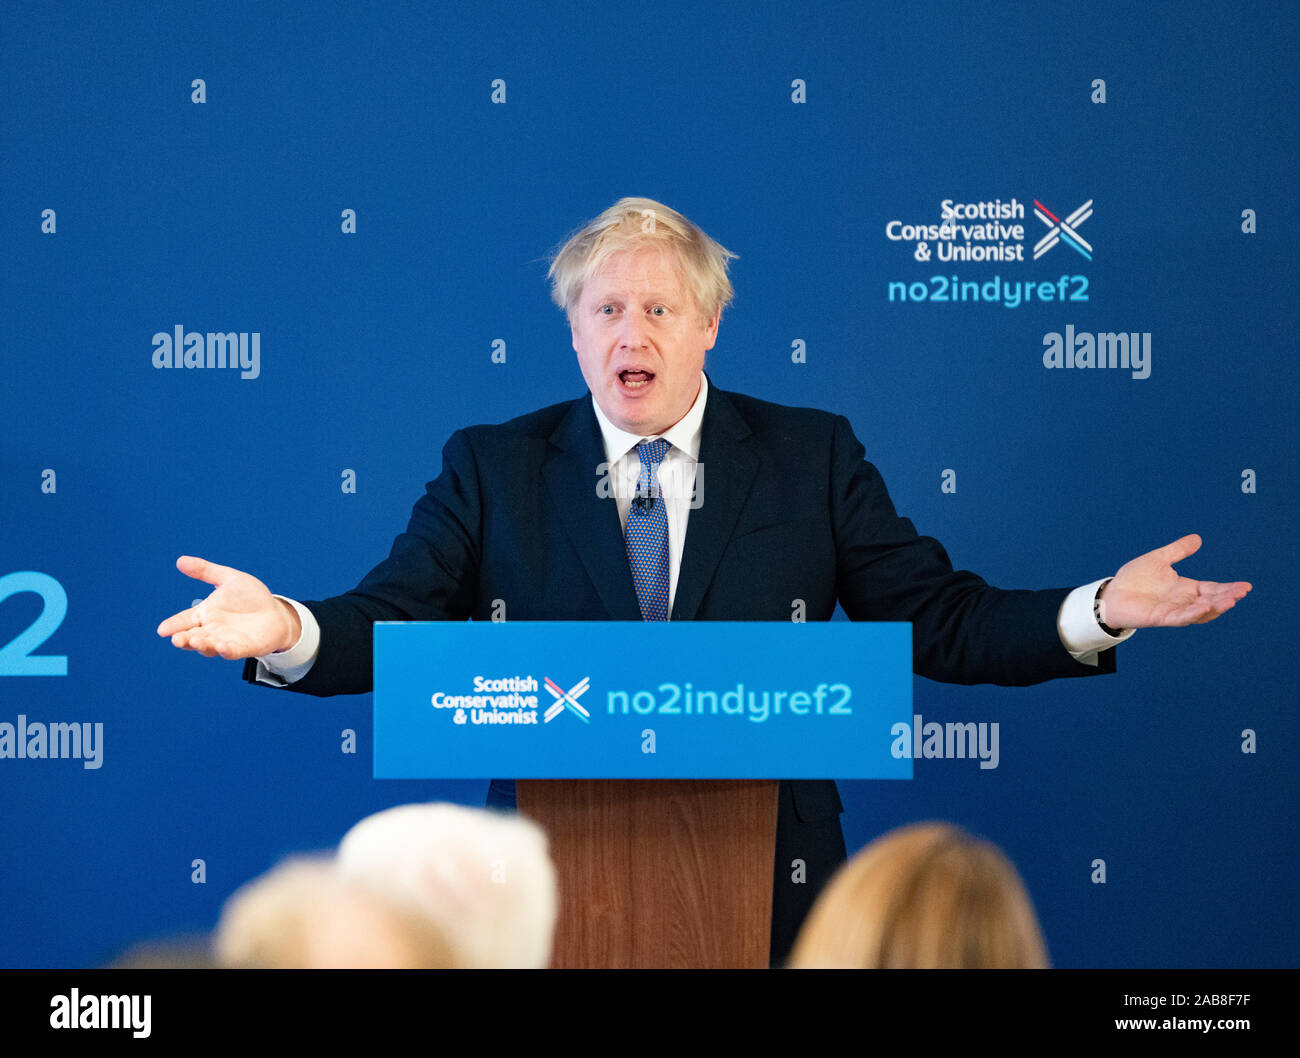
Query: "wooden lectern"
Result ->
[[517, 779, 779, 969]]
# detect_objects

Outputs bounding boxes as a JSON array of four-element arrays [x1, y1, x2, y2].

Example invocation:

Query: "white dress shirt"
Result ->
[[253, 373, 1132, 686], [590, 370, 707, 612]]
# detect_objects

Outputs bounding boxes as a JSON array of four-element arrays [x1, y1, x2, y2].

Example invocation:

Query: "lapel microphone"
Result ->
[[633, 485, 656, 512], [633, 439, 664, 512]]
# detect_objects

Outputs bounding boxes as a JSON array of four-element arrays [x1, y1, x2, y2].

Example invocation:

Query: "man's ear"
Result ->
[[702, 307, 721, 350]]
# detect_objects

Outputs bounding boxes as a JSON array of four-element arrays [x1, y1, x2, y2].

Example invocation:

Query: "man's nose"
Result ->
[[618, 313, 649, 348]]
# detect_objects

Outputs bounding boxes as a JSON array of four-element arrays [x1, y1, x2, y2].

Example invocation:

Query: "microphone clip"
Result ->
[[633, 484, 659, 512]]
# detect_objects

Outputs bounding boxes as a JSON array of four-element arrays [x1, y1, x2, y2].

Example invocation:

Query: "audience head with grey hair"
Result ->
[[336, 802, 558, 969], [214, 855, 458, 969]]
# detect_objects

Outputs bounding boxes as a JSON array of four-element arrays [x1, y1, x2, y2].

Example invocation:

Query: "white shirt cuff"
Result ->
[[1058, 578, 1136, 666], [253, 596, 321, 686]]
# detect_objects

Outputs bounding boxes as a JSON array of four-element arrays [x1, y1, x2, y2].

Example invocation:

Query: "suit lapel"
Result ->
[[543, 397, 643, 620], [671, 382, 759, 621]]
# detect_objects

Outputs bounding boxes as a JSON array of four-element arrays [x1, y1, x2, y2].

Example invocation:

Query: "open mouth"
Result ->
[[618, 369, 655, 390]]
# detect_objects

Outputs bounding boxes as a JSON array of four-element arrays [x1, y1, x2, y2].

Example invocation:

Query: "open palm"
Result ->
[[1101, 534, 1252, 630], [157, 556, 298, 659]]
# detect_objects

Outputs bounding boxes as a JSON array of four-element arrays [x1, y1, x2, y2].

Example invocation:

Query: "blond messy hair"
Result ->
[[547, 196, 737, 324]]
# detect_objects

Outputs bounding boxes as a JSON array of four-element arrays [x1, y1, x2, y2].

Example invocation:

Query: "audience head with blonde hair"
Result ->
[[213, 855, 457, 969], [788, 822, 1050, 969], [336, 802, 558, 969]]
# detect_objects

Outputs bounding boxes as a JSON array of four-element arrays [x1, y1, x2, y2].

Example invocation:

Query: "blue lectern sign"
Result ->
[[373, 621, 913, 779]]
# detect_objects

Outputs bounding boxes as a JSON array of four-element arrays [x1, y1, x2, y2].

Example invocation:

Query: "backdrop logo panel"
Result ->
[[374, 622, 914, 779], [885, 195, 1093, 307]]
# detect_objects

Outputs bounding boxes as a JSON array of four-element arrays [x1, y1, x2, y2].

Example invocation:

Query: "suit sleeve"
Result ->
[[828, 414, 1116, 686], [241, 428, 483, 696]]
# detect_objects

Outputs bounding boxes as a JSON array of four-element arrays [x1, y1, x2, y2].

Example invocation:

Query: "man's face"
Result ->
[[570, 247, 719, 436]]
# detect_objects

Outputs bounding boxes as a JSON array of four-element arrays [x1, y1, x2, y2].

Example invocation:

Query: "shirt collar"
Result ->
[[591, 372, 708, 464]]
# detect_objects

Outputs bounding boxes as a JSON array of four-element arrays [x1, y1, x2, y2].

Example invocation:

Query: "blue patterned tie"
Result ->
[[626, 439, 672, 621]]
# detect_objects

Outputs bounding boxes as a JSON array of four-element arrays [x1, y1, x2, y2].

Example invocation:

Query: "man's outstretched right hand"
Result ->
[[157, 555, 301, 660]]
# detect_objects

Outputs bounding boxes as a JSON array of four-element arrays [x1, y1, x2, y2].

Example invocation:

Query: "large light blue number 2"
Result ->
[[0, 571, 69, 676]]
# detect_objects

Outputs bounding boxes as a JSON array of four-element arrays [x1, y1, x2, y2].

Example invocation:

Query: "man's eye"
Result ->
[[650, 306, 666, 316], [600, 305, 615, 315]]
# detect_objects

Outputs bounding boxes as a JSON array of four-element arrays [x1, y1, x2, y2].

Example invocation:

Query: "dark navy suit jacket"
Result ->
[[242, 375, 1114, 826]]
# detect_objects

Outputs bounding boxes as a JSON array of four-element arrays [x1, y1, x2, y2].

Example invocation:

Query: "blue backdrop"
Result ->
[[1, 0, 1294, 968]]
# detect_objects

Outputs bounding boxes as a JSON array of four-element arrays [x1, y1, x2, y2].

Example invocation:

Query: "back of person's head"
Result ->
[[107, 935, 215, 969], [213, 855, 458, 969], [788, 822, 1050, 969], [336, 802, 558, 969]]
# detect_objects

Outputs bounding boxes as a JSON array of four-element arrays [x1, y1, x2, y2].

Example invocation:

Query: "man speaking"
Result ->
[[158, 197, 1251, 964]]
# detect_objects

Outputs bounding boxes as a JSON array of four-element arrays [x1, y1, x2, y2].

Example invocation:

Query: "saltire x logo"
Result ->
[[1033, 199, 1093, 260], [543, 676, 591, 724]]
